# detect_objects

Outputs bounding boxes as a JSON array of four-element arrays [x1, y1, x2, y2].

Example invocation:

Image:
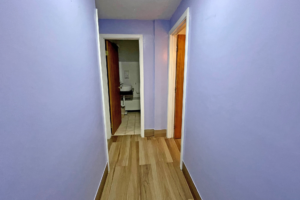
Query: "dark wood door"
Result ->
[[174, 35, 186, 139], [106, 40, 122, 135]]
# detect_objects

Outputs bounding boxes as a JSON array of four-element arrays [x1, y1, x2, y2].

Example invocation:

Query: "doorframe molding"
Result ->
[[167, 8, 190, 170], [98, 34, 145, 143]]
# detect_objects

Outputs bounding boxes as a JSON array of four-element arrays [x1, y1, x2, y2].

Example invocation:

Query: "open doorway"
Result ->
[[98, 34, 145, 171], [167, 8, 190, 169], [105, 40, 141, 136]]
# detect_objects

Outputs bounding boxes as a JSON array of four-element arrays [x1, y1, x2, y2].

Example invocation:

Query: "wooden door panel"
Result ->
[[106, 41, 122, 135], [174, 35, 186, 139]]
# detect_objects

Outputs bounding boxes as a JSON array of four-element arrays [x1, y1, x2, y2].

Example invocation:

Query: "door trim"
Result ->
[[98, 34, 145, 141], [167, 8, 190, 170]]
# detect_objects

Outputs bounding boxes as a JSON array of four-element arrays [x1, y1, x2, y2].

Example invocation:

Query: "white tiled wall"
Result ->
[[119, 62, 140, 98]]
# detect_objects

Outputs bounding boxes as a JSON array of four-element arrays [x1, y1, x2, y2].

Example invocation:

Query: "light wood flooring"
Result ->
[[101, 135, 193, 200]]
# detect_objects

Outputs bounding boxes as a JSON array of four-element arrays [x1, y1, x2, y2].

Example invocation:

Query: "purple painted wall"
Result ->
[[171, 0, 300, 199], [0, 1, 106, 199], [99, 19, 170, 130], [154, 20, 170, 130]]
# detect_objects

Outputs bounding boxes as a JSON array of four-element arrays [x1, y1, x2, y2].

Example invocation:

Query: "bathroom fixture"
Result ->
[[124, 97, 141, 111], [120, 84, 132, 92]]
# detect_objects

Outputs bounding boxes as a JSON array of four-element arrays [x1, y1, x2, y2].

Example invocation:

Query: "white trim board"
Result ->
[[94, 10, 110, 200], [95, 9, 110, 173], [98, 34, 145, 170], [167, 8, 190, 170]]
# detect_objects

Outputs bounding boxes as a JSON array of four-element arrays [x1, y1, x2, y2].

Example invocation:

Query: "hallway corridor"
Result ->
[[101, 135, 193, 200]]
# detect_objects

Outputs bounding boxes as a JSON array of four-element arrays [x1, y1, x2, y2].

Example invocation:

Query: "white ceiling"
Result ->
[[96, 0, 182, 20]]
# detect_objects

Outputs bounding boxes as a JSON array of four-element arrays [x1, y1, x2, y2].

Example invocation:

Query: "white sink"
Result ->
[[120, 84, 132, 92]]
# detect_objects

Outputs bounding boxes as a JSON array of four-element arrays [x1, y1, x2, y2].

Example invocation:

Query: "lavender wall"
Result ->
[[171, 0, 300, 199], [154, 20, 170, 130], [0, 1, 107, 199]]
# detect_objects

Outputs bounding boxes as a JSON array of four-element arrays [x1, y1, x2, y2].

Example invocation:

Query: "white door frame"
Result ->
[[98, 34, 145, 143], [167, 8, 190, 170]]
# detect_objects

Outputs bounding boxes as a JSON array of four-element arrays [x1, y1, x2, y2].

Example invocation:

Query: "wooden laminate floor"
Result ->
[[101, 135, 193, 200]]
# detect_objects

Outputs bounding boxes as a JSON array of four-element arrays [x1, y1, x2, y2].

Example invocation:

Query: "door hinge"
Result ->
[[106, 51, 109, 56]]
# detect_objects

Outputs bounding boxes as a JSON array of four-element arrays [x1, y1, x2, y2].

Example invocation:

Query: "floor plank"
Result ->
[[127, 141, 140, 200], [107, 166, 124, 200], [173, 163, 194, 200], [109, 143, 121, 170], [116, 136, 123, 143], [147, 140, 164, 200], [111, 136, 118, 142], [175, 139, 181, 151], [131, 135, 139, 142], [158, 137, 173, 163], [152, 138, 165, 162], [139, 138, 150, 165], [117, 135, 130, 166], [101, 143, 121, 200], [102, 135, 193, 200], [161, 162, 183, 200], [140, 165, 155, 200], [101, 168, 116, 200], [166, 139, 181, 165], [168, 163, 194, 200]]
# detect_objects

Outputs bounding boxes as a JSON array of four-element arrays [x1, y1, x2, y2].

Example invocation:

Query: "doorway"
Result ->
[[98, 34, 145, 171], [105, 39, 142, 136], [167, 8, 190, 169]]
